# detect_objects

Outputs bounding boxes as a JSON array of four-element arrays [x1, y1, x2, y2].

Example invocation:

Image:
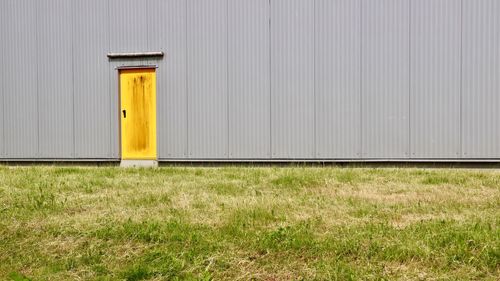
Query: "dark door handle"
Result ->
[[122, 110, 127, 118]]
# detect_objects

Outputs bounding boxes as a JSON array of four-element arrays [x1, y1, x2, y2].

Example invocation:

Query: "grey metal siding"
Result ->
[[2, 0, 39, 158], [108, 64, 119, 159], [228, 0, 271, 159], [315, 0, 361, 159], [1, 0, 500, 161], [107, 60, 123, 159], [0, 4, 4, 158], [410, 0, 461, 158], [462, 0, 500, 158], [362, 0, 410, 158], [73, 0, 112, 158], [109, 0, 149, 53], [187, 0, 228, 159], [37, 0, 74, 158], [271, 0, 315, 159], [149, 0, 188, 159]]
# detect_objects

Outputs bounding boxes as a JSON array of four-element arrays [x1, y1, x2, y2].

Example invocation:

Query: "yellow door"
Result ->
[[120, 69, 157, 160]]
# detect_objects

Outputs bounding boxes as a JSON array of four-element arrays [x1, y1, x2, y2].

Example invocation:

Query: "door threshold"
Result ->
[[120, 160, 158, 168]]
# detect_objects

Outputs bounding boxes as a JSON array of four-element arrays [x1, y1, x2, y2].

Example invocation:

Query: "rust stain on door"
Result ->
[[120, 69, 157, 160]]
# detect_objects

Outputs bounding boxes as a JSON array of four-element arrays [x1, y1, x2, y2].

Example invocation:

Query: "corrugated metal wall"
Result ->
[[1, 0, 499, 161], [462, 0, 500, 158], [187, 0, 228, 159], [149, 0, 188, 159], [410, 0, 461, 159], [362, 0, 410, 158], [37, 0, 74, 158], [0, 4, 4, 158], [228, 0, 271, 159], [3, 0, 38, 158], [73, 0, 111, 158], [315, 0, 361, 159], [271, 0, 315, 159]]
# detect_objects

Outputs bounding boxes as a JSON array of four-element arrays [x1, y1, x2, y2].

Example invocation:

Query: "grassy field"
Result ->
[[0, 166, 498, 280]]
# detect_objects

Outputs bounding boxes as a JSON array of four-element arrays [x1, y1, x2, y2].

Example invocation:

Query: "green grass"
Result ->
[[0, 166, 499, 280]]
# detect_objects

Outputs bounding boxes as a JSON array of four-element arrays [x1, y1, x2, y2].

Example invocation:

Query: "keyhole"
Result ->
[[122, 110, 127, 118]]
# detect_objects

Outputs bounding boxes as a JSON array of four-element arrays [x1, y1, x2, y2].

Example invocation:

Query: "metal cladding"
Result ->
[[1, 0, 500, 161], [410, 0, 462, 159]]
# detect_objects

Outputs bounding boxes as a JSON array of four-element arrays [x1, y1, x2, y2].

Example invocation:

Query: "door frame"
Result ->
[[117, 66, 158, 160]]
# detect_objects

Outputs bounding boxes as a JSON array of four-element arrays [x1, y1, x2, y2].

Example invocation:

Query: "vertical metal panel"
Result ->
[[3, 0, 39, 158], [73, 0, 111, 158], [109, 0, 149, 52], [108, 65, 120, 159], [462, 0, 500, 158], [410, 0, 461, 159], [149, 0, 188, 159], [271, 0, 315, 158], [37, 0, 74, 158], [0, 2, 4, 157], [187, 0, 228, 158], [315, 0, 361, 159], [228, 0, 270, 159], [362, 0, 410, 158]]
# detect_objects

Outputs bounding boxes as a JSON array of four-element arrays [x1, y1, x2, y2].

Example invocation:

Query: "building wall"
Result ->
[[410, 0, 462, 159], [1, 0, 499, 160]]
